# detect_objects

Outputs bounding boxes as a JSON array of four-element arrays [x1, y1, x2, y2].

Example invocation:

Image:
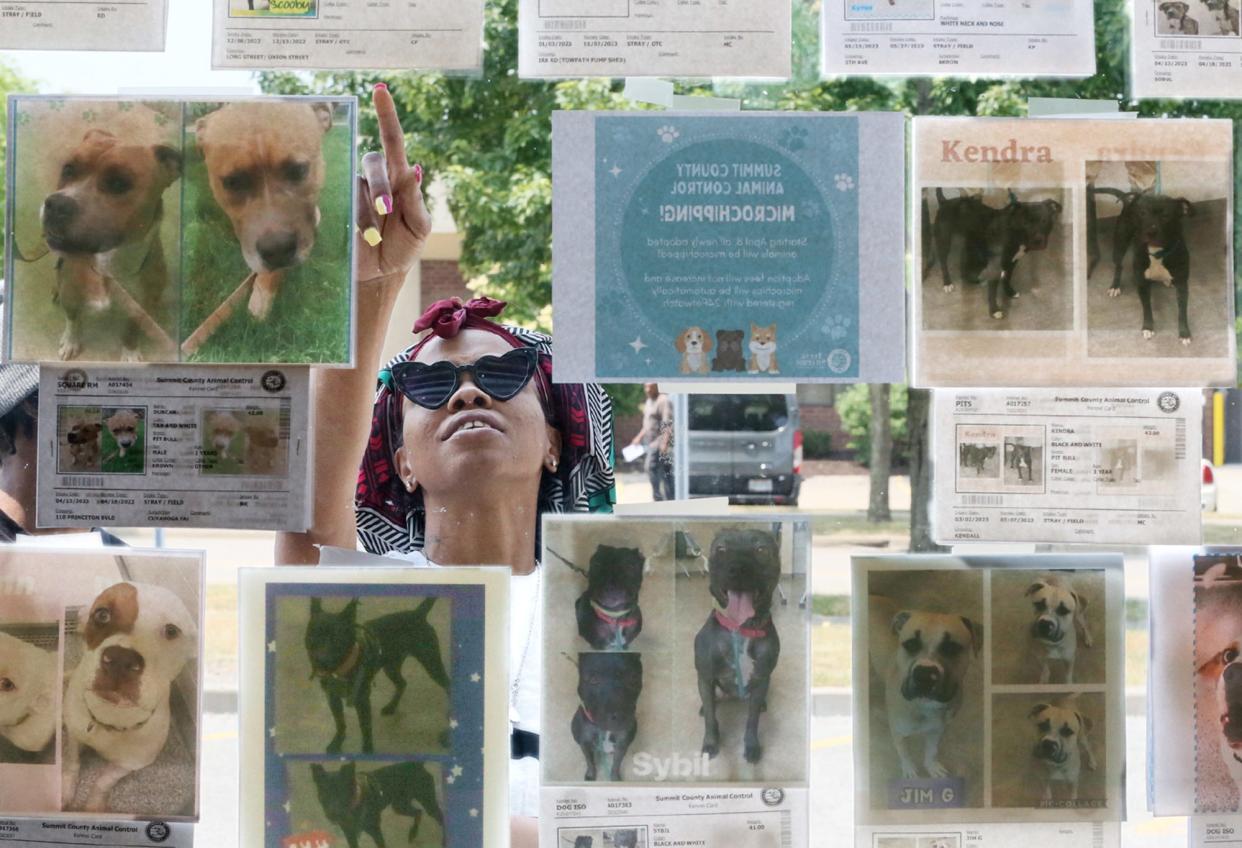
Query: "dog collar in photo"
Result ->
[[713, 608, 769, 638], [84, 703, 153, 735], [317, 641, 363, 680], [591, 600, 638, 629], [578, 704, 597, 724]]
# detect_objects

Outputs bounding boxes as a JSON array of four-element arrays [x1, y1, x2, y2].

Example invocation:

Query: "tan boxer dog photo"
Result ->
[[193, 100, 333, 322], [62, 582, 198, 813]]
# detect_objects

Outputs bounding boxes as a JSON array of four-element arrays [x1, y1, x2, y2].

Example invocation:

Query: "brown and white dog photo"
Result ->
[[62, 582, 197, 813]]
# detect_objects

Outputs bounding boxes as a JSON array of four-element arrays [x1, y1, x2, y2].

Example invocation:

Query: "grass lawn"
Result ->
[[179, 104, 354, 364]]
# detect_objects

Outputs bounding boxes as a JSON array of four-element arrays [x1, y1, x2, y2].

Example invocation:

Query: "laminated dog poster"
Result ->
[[540, 515, 811, 847], [212, 0, 484, 71], [35, 364, 311, 532], [1132, 0, 1242, 100], [1145, 548, 1242, 816], [518, 0, 790, 78], [912, 117, 1236, 388], [932, 388, 1203, 546], [4, 95, 357, 366], [0, 546, 202, 821], [0, 1, 167, 51], [552, 111, 906, 384], [852, 554, 1125, 835], [239, 565, 509, 848], [822, 0, 1096, 78]]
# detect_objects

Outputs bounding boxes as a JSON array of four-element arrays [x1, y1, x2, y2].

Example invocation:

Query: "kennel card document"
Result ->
[[852, 554, 1126, 832], [0, 1, 166, 51], [933, 389, 1202, 546], [553, 110, 906, 384], [239, 565, 508, 848], [1132, 0, 1242, 100], [0, 820, 193, 846], [0, 546, 202, 821], [539, 515, 812, 847], [35, 365, 310, 532], [518, 0, 789, 78], [912, 117, 1235, 388], [212, 0, 483, 71], [5, 95, 357, 366], [822, 0, 1095, 78]]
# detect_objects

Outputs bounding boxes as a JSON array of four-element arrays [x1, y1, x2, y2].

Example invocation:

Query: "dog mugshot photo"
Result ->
[[1085, 159, 1232, 359], [863, 566, 985, 811], [0, 593, 63, 816], [920, 185, 1071, 333], [199, 405, 288, 477], [273, 592, 452, 756], [1193, 559, 1242, 811], [991, 693, 1106, 809], [180, 97, 355, 364], [990, 570, 1106, 686]]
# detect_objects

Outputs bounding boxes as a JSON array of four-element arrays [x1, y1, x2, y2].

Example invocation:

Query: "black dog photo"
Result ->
[[958, 442, 999, 479], [920, 186, 1071, 333], [559, 826, 648, 848], [1002, 437, 1043, 487], [283, 760, 445, 848], [275, 594, 451, 755], [1085, 159, 1231, 359]]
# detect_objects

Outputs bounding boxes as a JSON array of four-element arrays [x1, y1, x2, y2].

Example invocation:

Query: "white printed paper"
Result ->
[[36, 365, 310, 531], [855, 822, 1120, 848], [853, 554, 1127, 827], [0, 820, 192, 846], [212, 0, 483, 71], [0, 1, 166, 51], [933, 389, 1202, 546], [822, 0, 1096, 78], [1192, 815, 1242, 846], [518, 0, 791, 78], [1131, 0, 1242, 100], [540, 514, 811, 847]]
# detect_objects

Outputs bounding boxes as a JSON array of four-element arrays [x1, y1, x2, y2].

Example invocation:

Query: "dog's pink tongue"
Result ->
[[726, 590, 755, 622]]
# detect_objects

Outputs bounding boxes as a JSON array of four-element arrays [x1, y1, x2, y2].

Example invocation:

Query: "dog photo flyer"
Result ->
[[552, 110, 905, 384], [34, 364, 311, 532], [239, 565, 509, 848], [932, 388, 1202, 546], [0, 545, 203, 821], [1132, 0, 1242, 100], [5, 95, 357, 366], [822, 0, 1096, 78], [0, 1, 167, 51], [540, 515, 811, 847], [518, 0, 789, 78], [212, 0, 484, 71], [912, 117, 1236, 387], [853, 554, 1125, 831], [1146, 548, 1242, 815]]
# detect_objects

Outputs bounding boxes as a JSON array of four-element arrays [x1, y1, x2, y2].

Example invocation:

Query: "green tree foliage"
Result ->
[[0, 61, 37, 236], [838, 383, 909, 466]]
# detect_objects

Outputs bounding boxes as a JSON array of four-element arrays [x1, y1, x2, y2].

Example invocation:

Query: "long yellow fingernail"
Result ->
[[375, 195, 393, 216], [363, 227, 382, 246]]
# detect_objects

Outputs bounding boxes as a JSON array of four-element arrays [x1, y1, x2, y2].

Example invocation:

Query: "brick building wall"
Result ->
[[421, 259, 473, 304]]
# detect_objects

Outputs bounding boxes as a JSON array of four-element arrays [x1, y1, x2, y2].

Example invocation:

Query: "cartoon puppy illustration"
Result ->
[[675, 327, 712, 374], [747, 323, 779, 374], [194, 101, 333, 320]]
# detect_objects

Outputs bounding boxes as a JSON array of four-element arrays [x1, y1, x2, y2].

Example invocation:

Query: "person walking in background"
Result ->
[[630, 383, 674, 500]]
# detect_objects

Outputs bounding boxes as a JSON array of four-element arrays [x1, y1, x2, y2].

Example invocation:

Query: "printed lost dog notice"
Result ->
[[0, 1, 166, 51], [36, 365, 310, 532], [212, 0, 483, 71], [822, 0, 1096, 78], [933, 389, 1202, 546]]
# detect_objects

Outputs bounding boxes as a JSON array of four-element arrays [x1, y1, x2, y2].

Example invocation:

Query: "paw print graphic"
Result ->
[[825, 314, 852, 341], [834, 173, 856, 192], [778, 126, 809, 152], [799, 200, 822, 219], [656, 125, 679, 143]]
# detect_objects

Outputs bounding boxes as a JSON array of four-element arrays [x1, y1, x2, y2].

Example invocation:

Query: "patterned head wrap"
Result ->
[[355, 297, 616, 557]]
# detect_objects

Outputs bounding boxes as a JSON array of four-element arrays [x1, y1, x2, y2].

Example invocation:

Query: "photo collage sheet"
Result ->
[[853, 555, 1126, 844], [1, 0, 1242, 846], [540, 515, 810, 847], [238, 564, 510, 848]]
